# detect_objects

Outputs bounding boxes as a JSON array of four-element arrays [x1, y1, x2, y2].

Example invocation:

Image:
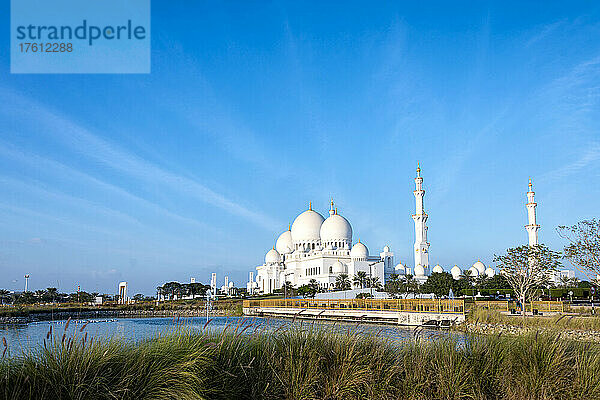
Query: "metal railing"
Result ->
[[469, 301, 510, 312], [243, 298, 465, 314], [521, 301, 564, 313]]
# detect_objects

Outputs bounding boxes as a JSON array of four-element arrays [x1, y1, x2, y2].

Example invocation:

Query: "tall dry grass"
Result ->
[[1, 319, 600, 399]]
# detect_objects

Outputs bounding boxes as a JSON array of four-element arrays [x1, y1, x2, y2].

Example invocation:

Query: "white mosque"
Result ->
[[250, 199, 394, 294], [248, 167, 545, 295], [250, 165, 427, 294]]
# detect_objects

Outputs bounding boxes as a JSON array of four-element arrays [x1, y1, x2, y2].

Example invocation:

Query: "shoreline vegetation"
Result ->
[[2, 321, 600, 400], [461, 308, 600, 342]]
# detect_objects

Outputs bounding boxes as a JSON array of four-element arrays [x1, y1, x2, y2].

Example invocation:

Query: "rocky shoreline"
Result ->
[[461, 321, 600, 342]]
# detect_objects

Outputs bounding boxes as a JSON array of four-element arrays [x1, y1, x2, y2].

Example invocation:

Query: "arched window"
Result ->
[[329, 266, 332, 273]]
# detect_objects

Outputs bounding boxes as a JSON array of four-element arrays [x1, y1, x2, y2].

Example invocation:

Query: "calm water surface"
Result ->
[[0, 316, 459, 355]]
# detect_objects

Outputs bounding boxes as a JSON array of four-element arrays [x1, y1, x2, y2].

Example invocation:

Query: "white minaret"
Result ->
[[412, 162, 430, 273], [525, 178, 540, 246]]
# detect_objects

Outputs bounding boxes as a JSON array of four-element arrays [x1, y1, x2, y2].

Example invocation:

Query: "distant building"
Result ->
[[210, 273, 217, 294], [247, 272, 257, 295], [552, 269, 577, 284], [118, 281, 128, 304]]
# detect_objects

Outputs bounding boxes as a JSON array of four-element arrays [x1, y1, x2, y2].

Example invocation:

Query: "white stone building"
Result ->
[[251, 165, 435, 294], [253, 199, 393, 294]]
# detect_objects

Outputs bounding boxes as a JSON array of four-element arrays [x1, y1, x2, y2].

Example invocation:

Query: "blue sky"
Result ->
[[1, 1, 599, 295]]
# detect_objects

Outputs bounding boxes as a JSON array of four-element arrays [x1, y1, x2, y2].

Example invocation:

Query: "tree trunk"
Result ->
[[522, 293, 527, 321]]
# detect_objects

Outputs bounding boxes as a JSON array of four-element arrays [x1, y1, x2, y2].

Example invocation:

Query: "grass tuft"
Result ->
[[1, 322, 600, 399]]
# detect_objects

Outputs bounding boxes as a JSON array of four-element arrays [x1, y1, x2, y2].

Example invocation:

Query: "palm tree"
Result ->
[[0, 289, 10, 305], [308, 279, 320, 294], [368, 276, 382, 291], [335, 274, 351, 291], [461, 270, 476, 300], [46, 287, 58, 303], [282, 281, 295, 298], [385, 273, 402, 297], [35, 289, 45, 300], [353, 271, 368, 288], [402, 274, 419, 296]]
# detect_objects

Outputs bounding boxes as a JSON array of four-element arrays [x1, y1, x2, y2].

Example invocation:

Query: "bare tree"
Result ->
[[494, 244, 562, 319], [558, 275, 579, 289], [558, 219, 600, 283]]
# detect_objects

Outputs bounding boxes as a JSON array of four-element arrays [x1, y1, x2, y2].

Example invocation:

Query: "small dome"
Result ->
[[485, 267, 496, 278], [275, 230, 294, 254], [332, 260, 345, 274], [265, 248, 281, 264], [432, 264, 444, 274], [395, 263, 405, 274], [320, 213, 352, 243], [473, 261, 486, 275], [383, 245, 390, 252], [415, 264, 425, 276], [451, 265, 461, 280], [291, 208, 325, 242], [468, 266, 480, 277], [350, 241, 369, 260]]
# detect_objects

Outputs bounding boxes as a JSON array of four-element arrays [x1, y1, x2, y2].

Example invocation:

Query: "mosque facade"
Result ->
[[248, 168, 546, 295], [250, 166, 428, 294]]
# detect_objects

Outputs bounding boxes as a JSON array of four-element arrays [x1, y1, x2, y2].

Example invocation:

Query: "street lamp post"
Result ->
[[205, 290, 212, 323], [367, 262, 381, 298]]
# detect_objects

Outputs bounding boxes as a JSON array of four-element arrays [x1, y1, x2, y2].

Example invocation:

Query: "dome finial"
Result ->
[[416, 161, 421, 177], [528, 177, 532, 190], [329, 198, 335, 216], [309, 201, 312, 210], [288, 222, 291, 231]]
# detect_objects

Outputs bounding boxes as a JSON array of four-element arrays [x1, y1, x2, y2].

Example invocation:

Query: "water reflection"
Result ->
[[0, 316, 459, 356]]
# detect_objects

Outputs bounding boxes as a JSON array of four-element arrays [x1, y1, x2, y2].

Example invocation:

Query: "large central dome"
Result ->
[[291, 208, 325, 242], [320, 214, 352, 243]]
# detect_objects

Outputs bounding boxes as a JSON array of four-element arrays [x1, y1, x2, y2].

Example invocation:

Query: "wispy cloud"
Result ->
[[428, 104, 511, 206], [0, 143, 216, 234], [0, 89, 281, 232], [536, 54, 600, 130], [540, 141, 600, 181], [525, 20, 566, 48]]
